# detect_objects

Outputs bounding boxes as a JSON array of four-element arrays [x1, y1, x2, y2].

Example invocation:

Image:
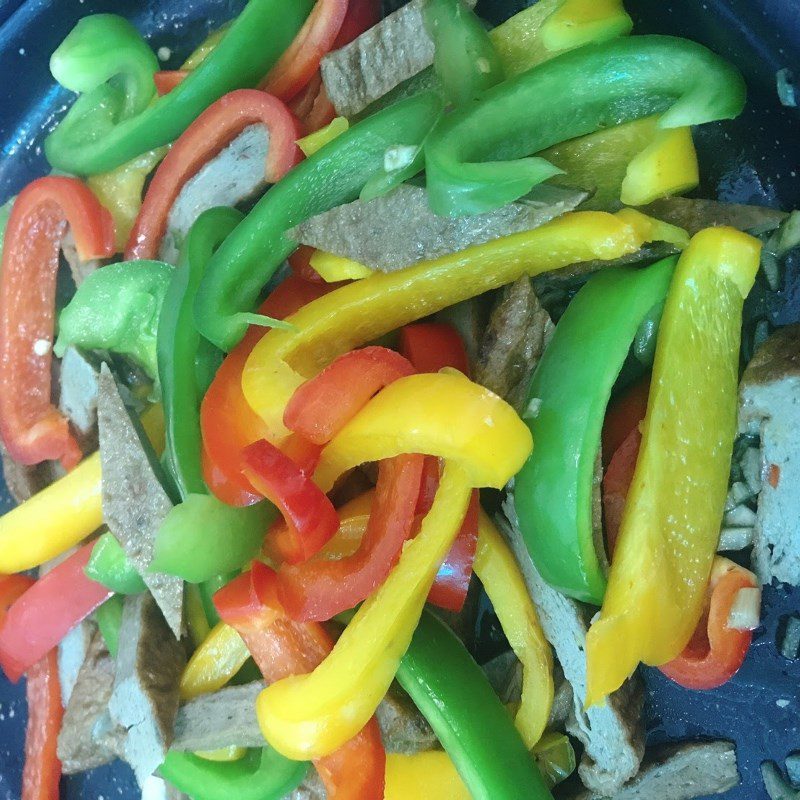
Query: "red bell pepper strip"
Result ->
[[602, 425, 640, 559], [0, 574, 36, 628], [302, 85, 337, 135], [0, 176, 114, 470], [154, 70, 189, 96], [0, 543, 112, 682], [125, 89, 303, 260], [242, 439, 339, 564], [259, 0, 349, 102], [277, 453, 424, 621], [333, 0, 380, 48], [201, 276, 334, 506], [214, 563, 386, 800], [288, 73, 324, 121], [400, 323, 478, 613], [22, 649, 62, 800], [601, 375, 650, 468], [659, 557, 758, 690], [284, 347, 416, 445], [399, 323, 470, 377]]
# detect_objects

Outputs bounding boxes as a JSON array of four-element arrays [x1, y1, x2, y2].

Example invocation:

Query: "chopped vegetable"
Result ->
[[86, 532, 147, 594], [514, 257, 675, 603], [586, 227, 762, 705], [425, 36, 745, 216], [0, 543, 111, 683], [44, 1, 314, 174], [0, 177, 114, 469], [180, 622, 250, 700]]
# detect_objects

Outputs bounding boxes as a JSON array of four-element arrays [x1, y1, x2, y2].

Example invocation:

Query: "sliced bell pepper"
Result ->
[[474, 512, 553, 749], [154, 70, 188, 95], [399, 323, 470, 376], [152, 494, 275, 582], [258, 374, 530, 759], [0, 543, 112, 682], [602, 425, 641, 560], [297, 117, 349, 157], [276, 453, 424, 621], [242, 439, 338, 564], [180, 622, 251, 700], [159, 207, 242, 497], [95, 595, 124, 658], [215, 563, 386, 800], [22, 650, 62, 800], [424, 36, 745, 216], [242, 211, 645, 439], [126, 90, 302, 260], [55, 259, 173, 381], [585, 227, 761, 706], [0, 574, 36, 627], [284, 347, 416, 445], [395, 609, 552, 800], [201, 276, 335, 506], [601, 374, 650, 466], [514, 257, 676, 604], [45, 1, 314, 174], [309, 249, 373, 281], [540, 116, 698, 211], [259, 0, 348, 101], [0, 177, 114, 468], [659, 557, 759, 690], [424, 0, 504, 107], [88, 147, 167, 251], [385, 752, 470, 800], [85, 532, 147, 594], [160, 750, 308, 800], [195, 90, 444, 351], [0, 452, 102, 573], [288, 245, 324, 283]]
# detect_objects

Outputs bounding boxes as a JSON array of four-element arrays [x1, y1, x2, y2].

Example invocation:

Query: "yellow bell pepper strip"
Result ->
[[540, 0, 633, 54], [182, 26, 229, 70], [385, 752, 470, 800], [309, 249, 374, 281], [585, 227, 761, 706], [614, 208, 690, 249], [0, 453, 101, 573], [297, 116, 349, 157], [474, 511, 553, 749], [195, 746, 247, 763], [257, 377, 531, 758], [540, 116, 698, 211], [243, 211, 646, 439], [0, 403, 164, 574], [180, 621, 251, 700], [87, 147, 167, 251]]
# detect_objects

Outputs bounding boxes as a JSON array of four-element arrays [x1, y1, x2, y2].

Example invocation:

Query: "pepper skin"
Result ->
[[514, 257, 677, 604], [585, 227, 761, 705], [195, 90, 444, 351], [424, 36, 745, 216], [0, 177, 114, 468], [242, 211, 646, 440], [45, 0, 314, 174]]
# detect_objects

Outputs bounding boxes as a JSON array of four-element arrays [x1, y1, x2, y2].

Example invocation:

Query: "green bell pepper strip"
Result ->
[[157, 207, 242, 499], [95, 594, 124, 658], [160, 750, 309, 800], [97, 597, 308, 799], [397, 610, 552, 800], [513, 257, 677, 604], [424, 35, 746, 217], [152, 495, 275, 583], [85, 532, 147, 594], [49, 15, 158, 122], [423, 0, 504, 108], [54, 259, 172, 381], [195, 90, 444, 351], [45, 0, 314, 175]]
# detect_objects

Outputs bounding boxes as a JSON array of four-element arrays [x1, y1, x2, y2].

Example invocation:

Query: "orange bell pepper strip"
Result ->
[[0, 176, 114, 469], [21, 650, 63, 800]]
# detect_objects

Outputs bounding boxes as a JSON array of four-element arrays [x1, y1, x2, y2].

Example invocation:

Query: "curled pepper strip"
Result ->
[[242, 211, 645, 439], [474, 512, 553, 749], [424, 35, 745, 216], [195, 90, 444, 351], [585, 227, 761, 706], [257, 373, 531, 760], [45, 0, 315, 175], [126, 90, 302, 260], [0, 176, 114, 469]]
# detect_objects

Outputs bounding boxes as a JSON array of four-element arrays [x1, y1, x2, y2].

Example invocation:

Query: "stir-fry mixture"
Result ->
[[0, 0, 799, 798]]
